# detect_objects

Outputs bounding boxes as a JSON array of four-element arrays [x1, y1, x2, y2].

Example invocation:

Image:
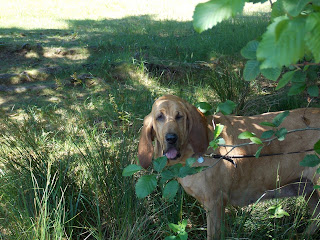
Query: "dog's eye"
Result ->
[[156, 113, 164, 121], [176, 114, 183, 120]]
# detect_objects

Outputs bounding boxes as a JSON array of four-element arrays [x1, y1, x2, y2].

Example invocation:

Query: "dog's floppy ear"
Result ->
[[185, 102, 209, 155], [138, 114, 155, 169]]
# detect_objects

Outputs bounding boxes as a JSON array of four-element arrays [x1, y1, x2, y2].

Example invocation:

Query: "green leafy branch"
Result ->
[[209, 111, 291, 159], [122, 158, 204, 240], [300, 139, 320, 189], [193, 0, 320, 97], [122, 156, 204, 201], [196, 99, 237, 116], [211, 111, 320, 189]]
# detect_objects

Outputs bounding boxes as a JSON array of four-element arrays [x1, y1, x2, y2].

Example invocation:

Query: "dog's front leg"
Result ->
[[205, 199, 225, 240]]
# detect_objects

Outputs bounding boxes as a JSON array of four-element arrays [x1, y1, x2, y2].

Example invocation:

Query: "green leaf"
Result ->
[[153, 156, 168, 172], [164, 236, 177, 240], [217, 100, 237, 115], [257, 16, 306, 69], [178, 166, 197, 178], [300, 154, 320, 167], [243, 60, 260, 81], [168, 163, 183, 176], [193, 0, 245, 33], [209, 140, 219, 150], [314, 140, 320, 155], [261, 68, 282, 81], [122, 164, 142, 176], [250, 137, 263, 144], [238, 131, 255, 139], [210, 137, 225, 150], [255, 146, 264, 158], [260, 121, 276, 127], [288, 82, 306, 96], [161, 169, 176, 182], [178, 232, 188, 240], [163, 180, 179, 202], [261, 130, 275, 139], [268, 204, 289, 218], [275, 127, 288, 141], [180, 219, 188, 229], [274, 208, 290, 218], [276, 71, 295, 90], [272, 111, 289, 127], [314, 185, 320, 190], [271, 0, 285, 20], [196, 102, 213, 115], [186, 158, 197, 167], [217, 137, 226, 145], [168, 223, 182, 233], [135, 175, 157, 199], [213, 123, 224, 139], [275, 18, 289, 41], [241, 40, 259, 59], [291, 71, 306, 83], [282, 0, 310, 17], [305, 13, 320, 62], [307, 85, 319, 97], [248, 0, 268, 3]]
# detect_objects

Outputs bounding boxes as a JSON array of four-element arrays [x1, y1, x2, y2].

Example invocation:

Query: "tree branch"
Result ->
[[202, 127, 320, 171], [269, 0, 273, 7], [218, 127, 320, 149], [293, 62, 320, 69]]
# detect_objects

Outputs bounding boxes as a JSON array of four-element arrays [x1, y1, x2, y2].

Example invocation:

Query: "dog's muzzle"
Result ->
[[164, 133, 180, 160]]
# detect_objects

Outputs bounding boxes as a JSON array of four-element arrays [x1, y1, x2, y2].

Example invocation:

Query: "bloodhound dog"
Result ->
[[138, 95, 320, 239]]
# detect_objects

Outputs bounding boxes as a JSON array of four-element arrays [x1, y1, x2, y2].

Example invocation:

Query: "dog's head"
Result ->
[[138, 95, 209, 169]]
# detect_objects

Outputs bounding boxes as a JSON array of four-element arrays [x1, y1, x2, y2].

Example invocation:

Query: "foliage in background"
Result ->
[[193, 0, 320, 178], [193, 0, 320, 97]]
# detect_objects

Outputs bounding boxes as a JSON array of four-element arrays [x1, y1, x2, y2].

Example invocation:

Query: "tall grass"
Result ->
[[0, 79, 318, 239], [0, 87, 195, 239]]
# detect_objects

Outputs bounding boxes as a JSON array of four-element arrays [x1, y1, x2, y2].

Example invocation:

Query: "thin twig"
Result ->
[[269, 0, 273, 7], [294, 62, 320, 68], [218, 127, 320, 149]]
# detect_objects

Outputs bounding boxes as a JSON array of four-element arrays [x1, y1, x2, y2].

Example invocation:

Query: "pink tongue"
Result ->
[[166, 148, 178, 159]]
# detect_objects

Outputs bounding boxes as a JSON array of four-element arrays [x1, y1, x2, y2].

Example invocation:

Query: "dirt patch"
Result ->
[[0, 43, 86, 85], [0, 68, 61, 85]]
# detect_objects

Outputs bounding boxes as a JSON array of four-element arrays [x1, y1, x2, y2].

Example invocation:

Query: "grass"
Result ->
[[0, 0, 320, 239]]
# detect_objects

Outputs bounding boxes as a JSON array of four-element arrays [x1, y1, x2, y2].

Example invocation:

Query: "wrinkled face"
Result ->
[[151, 98, 189, 160]]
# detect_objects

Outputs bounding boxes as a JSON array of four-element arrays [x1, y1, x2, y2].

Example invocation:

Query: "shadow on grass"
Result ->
[[0, 13, 270, 116], [0, 14, 270, 77]]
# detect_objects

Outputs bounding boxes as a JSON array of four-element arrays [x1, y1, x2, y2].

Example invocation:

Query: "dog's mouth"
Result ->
[[164, 147, 181, 160]]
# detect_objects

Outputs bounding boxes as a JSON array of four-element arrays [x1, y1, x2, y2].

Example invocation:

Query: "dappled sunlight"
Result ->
[[47, 96, 61, 103], [43, 47, 90, 60], [25, 51, 40, 59], [0, 96, 5, 105]]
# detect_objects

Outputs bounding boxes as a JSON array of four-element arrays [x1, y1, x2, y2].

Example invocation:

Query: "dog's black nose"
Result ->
[[165, 133, 178, 144]]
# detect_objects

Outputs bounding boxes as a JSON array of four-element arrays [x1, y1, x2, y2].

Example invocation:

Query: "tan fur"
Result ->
[[138, 95, 320, 239]]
